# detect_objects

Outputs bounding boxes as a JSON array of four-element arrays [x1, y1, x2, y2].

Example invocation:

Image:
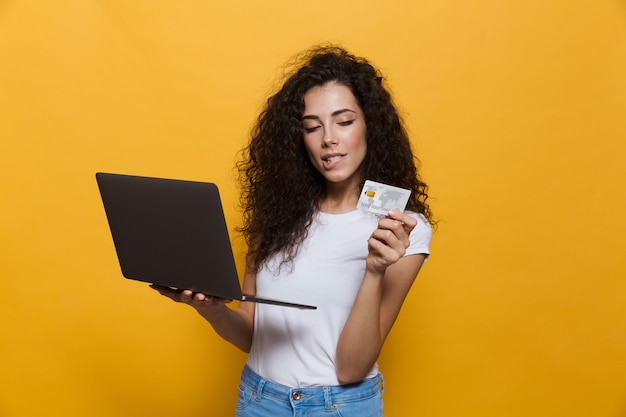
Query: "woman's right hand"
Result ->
[[149, 284, 232, 315]]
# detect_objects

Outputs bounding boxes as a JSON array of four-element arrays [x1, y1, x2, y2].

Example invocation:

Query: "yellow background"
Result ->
[[1, 1, 625, 416]]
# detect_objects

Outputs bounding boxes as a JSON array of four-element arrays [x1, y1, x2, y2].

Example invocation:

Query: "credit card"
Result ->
[[356, 180, 411, 216]]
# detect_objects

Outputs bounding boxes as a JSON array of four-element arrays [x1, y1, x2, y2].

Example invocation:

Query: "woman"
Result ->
[[152, 45, 433, 416]]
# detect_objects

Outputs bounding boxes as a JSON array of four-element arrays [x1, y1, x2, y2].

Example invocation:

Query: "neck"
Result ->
[[318, 181, 361, 214]]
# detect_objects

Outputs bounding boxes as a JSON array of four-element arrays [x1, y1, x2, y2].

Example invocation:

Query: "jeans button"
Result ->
[[292, 391, 301, 400]]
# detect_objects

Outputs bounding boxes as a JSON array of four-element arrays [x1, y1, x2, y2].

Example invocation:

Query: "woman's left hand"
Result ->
[[366, 210, 417, 273]]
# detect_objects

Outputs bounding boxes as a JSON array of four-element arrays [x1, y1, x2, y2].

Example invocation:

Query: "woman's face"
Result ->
[[302, 82, 367, 190]]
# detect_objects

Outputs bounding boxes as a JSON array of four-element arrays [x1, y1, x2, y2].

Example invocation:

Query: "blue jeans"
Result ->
[[235, 366, 385, 417]]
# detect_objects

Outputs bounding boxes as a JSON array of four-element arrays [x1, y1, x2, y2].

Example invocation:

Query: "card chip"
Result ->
[[366, 190, 376, 198]]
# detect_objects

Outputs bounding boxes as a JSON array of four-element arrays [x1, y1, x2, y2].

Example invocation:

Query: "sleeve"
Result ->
[[404, 212, 432, 258]]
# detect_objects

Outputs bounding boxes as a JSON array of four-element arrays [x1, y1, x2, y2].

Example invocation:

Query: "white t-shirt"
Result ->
[[246, 209, 432, 387]]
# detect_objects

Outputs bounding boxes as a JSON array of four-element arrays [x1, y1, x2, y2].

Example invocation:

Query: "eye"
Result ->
[[338, 120, 355, 127], [303, 125, 321, 133]]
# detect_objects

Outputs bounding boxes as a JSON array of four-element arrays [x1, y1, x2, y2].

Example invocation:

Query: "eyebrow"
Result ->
[[301, 108, 357, 121]]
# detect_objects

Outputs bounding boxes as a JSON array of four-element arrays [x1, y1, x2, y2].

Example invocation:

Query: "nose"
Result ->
[[322, 128, 338, 147]]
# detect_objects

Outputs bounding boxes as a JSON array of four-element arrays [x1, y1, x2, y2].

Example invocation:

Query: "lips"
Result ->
[[324, 155, 342, 163], [322, 154, 345, 169]]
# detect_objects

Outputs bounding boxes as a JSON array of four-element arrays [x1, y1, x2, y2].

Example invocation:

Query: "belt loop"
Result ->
[[255, 377, 267, 402], [378, 373, 385, 394], [323, 386, 333, 411]]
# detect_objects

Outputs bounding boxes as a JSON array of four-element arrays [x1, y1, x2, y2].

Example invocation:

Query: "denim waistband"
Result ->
[[239, 365, 384, 406]]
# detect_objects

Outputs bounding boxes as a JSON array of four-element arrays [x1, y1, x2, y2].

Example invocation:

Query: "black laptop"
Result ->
[[96, 172, 316, 310]]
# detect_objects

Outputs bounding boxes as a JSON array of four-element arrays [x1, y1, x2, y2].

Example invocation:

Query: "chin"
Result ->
[[324, 174, 360, 186]]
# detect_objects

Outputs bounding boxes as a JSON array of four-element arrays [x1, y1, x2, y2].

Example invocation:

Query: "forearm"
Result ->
[[335, 269, 385, 384], [199, 303, 255, 352]]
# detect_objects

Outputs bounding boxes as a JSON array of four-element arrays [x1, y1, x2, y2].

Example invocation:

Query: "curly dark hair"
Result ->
[[237, 45, 433, 271]]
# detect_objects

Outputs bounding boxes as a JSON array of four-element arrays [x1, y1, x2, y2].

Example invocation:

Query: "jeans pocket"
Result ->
[[235, 383, 255, 411], [332, 393, 384, 417]]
